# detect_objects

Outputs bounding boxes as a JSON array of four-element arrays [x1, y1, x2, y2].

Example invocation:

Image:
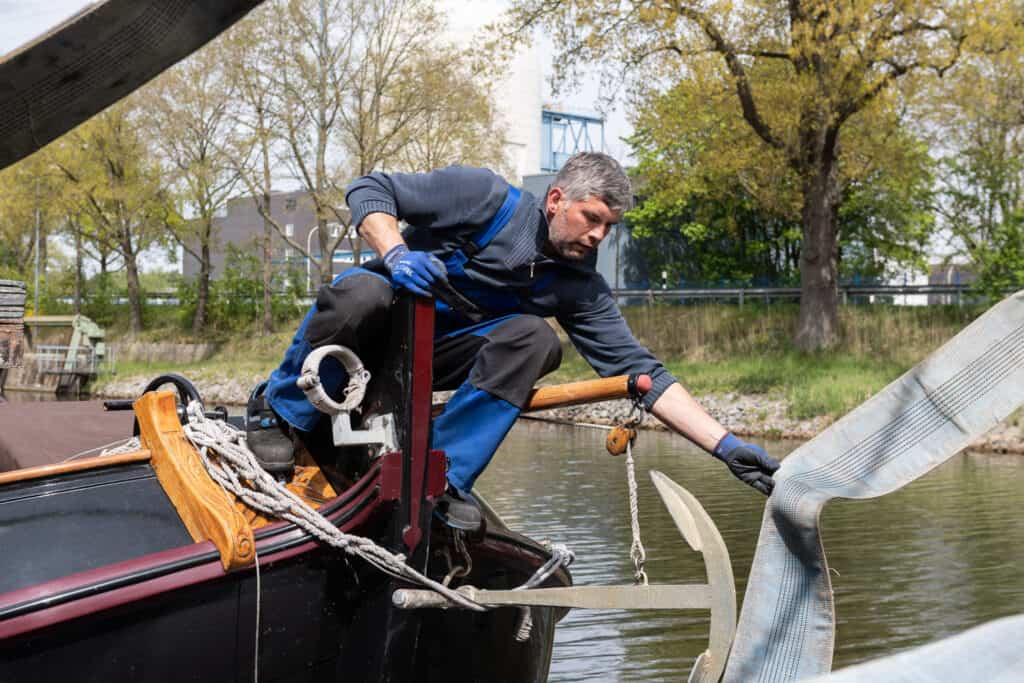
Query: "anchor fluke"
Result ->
[[650, 470, 736, 683]]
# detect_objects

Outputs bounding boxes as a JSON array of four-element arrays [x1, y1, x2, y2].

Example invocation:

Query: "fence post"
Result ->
[[738, 290, 744, 309]]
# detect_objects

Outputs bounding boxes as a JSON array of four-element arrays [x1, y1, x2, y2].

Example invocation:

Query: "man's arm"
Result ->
[[358, 212, 404, 258], [651, 383, 779, 495], [346, 166, 508, 294], [649, 382, 727, 451], [559, 281, 779, 494], [345, 166, 508, 236]]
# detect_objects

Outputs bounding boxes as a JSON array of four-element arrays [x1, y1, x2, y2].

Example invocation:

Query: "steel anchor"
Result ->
[[393, 471, 736, 682]]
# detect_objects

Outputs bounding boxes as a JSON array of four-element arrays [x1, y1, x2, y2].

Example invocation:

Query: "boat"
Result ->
[[0, 3, 745, 680], [0, 294, 596, 682]]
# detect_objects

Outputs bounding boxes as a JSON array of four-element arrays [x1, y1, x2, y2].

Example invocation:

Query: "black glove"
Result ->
[[713, 432, 780, 496]]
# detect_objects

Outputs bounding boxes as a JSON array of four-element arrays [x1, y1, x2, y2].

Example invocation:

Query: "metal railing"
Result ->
[[610, 283, 986, 306], [34, 344, 100, 375], [58, 282, 999, 310]]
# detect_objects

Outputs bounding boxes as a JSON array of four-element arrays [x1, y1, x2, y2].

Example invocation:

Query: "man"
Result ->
[[252, 153, 778, 530]]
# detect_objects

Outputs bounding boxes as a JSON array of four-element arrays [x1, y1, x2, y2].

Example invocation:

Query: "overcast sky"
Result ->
[[1, 0, 633, 162], [0, 1, 90, 54]]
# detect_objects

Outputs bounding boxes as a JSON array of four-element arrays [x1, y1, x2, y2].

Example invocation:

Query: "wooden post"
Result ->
[[0, 280, 26, 375]]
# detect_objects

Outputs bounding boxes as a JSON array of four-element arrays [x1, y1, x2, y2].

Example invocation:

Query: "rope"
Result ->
[[180, 402, 484, 612], [516, 543, 575, 590], [624, 438, 648, 585], [62, 436, 141, 462]]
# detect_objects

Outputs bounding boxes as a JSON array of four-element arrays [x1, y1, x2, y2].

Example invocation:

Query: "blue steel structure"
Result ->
[[540, 109, 606, 172]]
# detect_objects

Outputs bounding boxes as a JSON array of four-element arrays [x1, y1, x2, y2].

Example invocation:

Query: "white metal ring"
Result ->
[[297, 344, 371, 416]]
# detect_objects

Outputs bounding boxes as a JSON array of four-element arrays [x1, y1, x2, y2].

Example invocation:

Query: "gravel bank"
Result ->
[[95, 375, 1023, 454]]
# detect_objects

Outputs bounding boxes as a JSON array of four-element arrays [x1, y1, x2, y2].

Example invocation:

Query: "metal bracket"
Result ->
[[331, 412, 398, 454]]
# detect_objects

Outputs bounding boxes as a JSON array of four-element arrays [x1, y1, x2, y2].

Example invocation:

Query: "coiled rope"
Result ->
[[180, 402, 484, 612]]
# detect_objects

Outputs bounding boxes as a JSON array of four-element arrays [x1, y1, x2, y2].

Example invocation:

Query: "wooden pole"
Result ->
[[524, 374, 651, 412]]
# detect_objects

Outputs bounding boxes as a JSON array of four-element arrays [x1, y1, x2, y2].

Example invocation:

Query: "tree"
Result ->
[[220, 0, 510, 288], [506, 0, 968, 349], [140, 38, 241, 335], [55, 100, 172, 336], [222, 4, 282, 334], [935, 27, 1024, 298], [223, 0, 356, 287], [393, 53, 510, 174], [626, 183, 803, 288], [0, 153, 65, 288]]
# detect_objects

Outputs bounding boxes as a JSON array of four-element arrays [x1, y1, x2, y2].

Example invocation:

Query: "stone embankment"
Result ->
[[96, 371, 267, 407], [94, 375, 1023, 454]]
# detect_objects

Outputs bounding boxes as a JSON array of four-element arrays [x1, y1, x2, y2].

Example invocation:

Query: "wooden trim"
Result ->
[[0, 450, 151, 486], [134, 391, 255, 572]]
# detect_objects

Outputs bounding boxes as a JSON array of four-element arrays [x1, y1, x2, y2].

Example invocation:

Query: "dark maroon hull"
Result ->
[[0, 295, 569, 682], [0, 457, 566, 683]]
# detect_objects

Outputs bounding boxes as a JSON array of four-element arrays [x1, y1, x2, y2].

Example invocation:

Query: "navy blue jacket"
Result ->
[[347, 165, 677, 410]]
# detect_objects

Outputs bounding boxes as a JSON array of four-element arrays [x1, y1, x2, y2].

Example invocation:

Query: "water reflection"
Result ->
[[0, 390, 86, 403], [477, 421, 1024, 682]]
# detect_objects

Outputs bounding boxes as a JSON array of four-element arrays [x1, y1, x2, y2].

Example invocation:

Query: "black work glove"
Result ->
[[713, 432, 780, 496]]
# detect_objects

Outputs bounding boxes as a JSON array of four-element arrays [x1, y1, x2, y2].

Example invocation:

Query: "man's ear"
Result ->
[[546, 186, 564, 216]]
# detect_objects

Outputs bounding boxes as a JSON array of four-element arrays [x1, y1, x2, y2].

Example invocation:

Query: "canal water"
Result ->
[[477, 419, 1024, 682]]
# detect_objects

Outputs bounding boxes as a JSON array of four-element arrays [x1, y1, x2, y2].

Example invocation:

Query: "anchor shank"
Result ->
[[393, 584, 712, 610]]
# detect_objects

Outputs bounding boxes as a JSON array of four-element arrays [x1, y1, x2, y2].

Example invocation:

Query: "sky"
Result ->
[[0, 1, 90, 55], [0, 0, 635, 163]]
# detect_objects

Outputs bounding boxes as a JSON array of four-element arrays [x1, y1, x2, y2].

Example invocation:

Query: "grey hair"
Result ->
[[551, 152, 633, 214]]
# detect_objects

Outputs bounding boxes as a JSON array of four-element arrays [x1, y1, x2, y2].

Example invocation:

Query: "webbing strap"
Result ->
[[803, 614, 1024, 681], [723, 290, 1024, 682]]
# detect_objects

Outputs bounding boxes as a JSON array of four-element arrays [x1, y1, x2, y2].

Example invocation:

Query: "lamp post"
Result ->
[[305, 224, 319, 292], [33, 180, 40, 317]]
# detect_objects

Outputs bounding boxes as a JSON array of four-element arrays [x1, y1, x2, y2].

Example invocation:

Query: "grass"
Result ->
[[545, 347, 907, 420], [96, 302, 986, 422], [543, 300, 985, 421], [94, 317, 304, 390]]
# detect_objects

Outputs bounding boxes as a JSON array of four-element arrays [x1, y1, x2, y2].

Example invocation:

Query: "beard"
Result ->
[[546, 213, 593, 261], [547, 236, 591, 261]]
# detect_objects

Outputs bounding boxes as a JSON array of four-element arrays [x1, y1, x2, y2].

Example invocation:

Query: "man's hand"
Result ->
[[384, 244, 446, 296], [713, 432, 780, 496]]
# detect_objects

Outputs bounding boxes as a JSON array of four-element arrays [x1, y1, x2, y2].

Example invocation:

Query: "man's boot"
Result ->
[[434, 485, 485, 535], [245, 381, 295, 477]]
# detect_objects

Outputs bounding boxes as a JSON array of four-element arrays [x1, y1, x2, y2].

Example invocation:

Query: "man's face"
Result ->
[[544, 187, 621, 261]]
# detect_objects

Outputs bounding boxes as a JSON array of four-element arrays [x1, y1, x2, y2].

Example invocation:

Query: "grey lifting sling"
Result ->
[[723, 290, 1024, 682]]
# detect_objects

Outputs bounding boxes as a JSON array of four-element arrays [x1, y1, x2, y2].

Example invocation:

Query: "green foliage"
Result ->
[[626, 79, 936, 288], [941, 143, 1024, 298], [176, 245, 305, 336], [625, 184, 802, 287], [83, 272, 126, 328]]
